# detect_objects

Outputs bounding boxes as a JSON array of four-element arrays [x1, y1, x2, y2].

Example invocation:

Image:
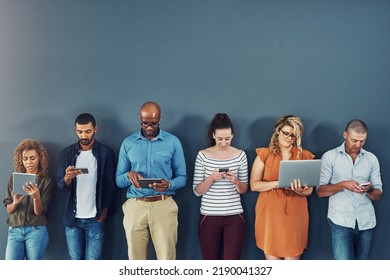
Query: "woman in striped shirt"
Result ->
[[193, 113, 248, 259]]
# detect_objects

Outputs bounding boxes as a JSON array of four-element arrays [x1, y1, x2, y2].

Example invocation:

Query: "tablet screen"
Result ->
[[138, 178, 163, 188], [12, 172, 36, 195]]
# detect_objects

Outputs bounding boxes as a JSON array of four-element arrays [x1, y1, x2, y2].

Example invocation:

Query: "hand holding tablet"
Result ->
[[138, 178, 163, 188], [12, 172, 36, 195]]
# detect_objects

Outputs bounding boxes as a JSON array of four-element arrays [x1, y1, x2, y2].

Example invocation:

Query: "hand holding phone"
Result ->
[[64, 166, 88, 184], [218, 168, 229, 173], [223, 171, 235, 180], [70, 168, 89, 174], [359, 182, 372, 193]]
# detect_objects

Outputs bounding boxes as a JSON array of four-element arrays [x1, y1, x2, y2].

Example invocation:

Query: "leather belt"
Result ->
[[136, 195, 171, 202]]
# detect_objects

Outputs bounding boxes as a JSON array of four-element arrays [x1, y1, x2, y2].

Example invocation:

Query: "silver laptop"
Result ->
[[278, 159, 322, 188]]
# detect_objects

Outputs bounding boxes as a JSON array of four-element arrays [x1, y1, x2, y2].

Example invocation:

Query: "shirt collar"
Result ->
[[75, 140, 98, 152], [275, 146, 299, 159], [136, 129, 164, 141], [337, 141, 366, 155]]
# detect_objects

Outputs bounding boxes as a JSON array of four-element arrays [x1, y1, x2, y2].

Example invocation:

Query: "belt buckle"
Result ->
[[142, 194, 168, 202], [143, 196, 155, 202]]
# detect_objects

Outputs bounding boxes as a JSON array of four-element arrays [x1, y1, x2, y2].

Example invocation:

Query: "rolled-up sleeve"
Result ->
[[115, 140, 132, 188]]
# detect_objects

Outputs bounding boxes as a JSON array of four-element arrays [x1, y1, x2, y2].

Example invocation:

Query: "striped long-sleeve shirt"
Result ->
[[193, 150, 248, 216]]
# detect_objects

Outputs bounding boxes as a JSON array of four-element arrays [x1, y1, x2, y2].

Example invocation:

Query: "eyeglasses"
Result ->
[[140, 121, 160, 128], [280, 129, 296, 139]]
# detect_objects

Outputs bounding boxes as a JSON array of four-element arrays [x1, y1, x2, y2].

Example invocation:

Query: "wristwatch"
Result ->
[[366, 186, 374, 193]]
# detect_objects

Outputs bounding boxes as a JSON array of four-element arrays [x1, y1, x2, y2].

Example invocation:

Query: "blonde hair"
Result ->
[[269, 115, 304, 159], [13, 139, 49, 177]]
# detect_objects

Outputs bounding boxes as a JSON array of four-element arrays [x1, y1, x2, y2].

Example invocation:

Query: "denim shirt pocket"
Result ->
[[154, 151, 173, 167]]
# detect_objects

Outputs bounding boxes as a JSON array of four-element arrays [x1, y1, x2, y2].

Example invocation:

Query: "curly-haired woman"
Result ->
[[3, 139, 54, 260]]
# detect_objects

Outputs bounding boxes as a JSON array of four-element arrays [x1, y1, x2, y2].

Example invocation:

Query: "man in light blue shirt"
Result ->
[[116, 101, 187, 260], [317, 119, 382, 260]]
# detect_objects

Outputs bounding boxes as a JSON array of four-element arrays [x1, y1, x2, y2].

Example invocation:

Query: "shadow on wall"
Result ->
[[170, 114, 209, 260], [304, 122, 343, 260], [240, 116, 275, 260], [309, 122, 343, 157]]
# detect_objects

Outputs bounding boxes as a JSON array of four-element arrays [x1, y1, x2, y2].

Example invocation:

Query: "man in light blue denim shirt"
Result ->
[[116, 101, 187, 260], [317, 119, 382, 260]]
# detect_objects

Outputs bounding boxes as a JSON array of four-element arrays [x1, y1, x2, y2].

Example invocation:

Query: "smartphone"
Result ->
[[218, 168, 229, 173], [360, 182, 370, 186], [138, 178, 163, 188], [71, 168, 89, 174]]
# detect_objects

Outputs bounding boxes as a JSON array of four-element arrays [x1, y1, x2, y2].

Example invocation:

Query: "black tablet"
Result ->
[[138, 178, 163, 188]]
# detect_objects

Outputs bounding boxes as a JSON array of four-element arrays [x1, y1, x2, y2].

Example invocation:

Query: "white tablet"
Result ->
[[278, 159, 322, 188], [138, 178, 163, 188], [12, 172, 36, 195]]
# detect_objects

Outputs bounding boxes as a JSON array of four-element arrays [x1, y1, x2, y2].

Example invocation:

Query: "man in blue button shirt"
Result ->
[[317, 119, 382, 260], [116, 101, 187, 260]]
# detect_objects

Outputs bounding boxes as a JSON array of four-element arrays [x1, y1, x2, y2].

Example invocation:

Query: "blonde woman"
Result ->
[[250, 115, 314, 260], [3, 139, 54, 259]]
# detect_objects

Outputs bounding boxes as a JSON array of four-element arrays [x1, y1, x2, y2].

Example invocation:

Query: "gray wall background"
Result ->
[[0, 0, 389, 260]]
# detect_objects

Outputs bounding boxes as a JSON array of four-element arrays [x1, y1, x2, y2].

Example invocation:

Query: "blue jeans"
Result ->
[[328, 218, 373, 260], [65, 218, 106, 260], [5, 225, 49, 260]]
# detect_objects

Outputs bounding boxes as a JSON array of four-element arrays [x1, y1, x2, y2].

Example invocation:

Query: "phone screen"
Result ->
[[72, 168, 89, 174]]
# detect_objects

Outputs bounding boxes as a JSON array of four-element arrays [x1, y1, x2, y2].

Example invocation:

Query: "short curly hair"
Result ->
[[13, 139, 49, 177]]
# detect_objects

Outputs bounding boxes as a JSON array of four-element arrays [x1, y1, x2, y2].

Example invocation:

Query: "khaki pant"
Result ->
[[122, 196, 178, 260]]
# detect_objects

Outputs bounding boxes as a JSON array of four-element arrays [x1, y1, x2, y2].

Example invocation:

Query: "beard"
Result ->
[[142, 127, 159, 138], [79, 138, 92, 146]]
